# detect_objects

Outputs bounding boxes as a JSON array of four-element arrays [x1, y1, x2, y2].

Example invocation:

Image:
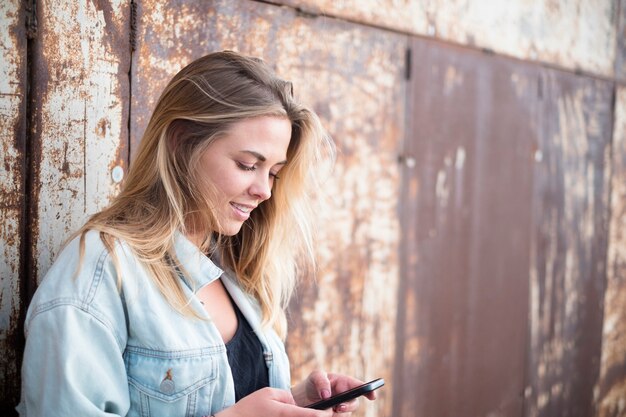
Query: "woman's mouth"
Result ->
[[230, 202, 254, 220]]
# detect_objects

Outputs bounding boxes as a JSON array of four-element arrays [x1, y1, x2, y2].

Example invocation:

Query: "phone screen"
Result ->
[[305, 378, 385, 410]]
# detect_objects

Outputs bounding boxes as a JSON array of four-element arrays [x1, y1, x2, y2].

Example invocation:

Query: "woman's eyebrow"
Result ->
[[241, 150, 287, 165]]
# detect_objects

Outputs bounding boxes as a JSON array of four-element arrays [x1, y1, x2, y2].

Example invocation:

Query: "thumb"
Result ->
[[268, 387, 297, 405], [309, 369, 332, 399]]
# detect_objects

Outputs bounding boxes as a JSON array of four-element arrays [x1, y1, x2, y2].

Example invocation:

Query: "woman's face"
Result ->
[[197, 115, 292, 236]]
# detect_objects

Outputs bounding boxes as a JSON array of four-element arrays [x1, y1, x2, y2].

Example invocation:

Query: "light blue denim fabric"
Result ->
[[17, 230, 291, 417]]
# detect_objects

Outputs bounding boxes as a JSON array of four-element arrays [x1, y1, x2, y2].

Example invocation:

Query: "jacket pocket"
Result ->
[[124, 346, 220, 417]]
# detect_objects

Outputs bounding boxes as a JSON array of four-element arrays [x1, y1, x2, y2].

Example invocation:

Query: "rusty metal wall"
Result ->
[[0, 0, 26, 412], [30, 0, 130, 285], [617, 0, 626, 82], [395, 40, 537, 417], [130, 2, 405, 416], [526, 71, 613, 417], [1, 0, 625, 416], [595, 86, 626, 417], [396, 35, 616, 417], [280, 0, 619, 79]]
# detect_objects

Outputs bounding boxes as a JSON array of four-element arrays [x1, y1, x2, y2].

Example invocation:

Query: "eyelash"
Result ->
[[236, 162, 280, 180]]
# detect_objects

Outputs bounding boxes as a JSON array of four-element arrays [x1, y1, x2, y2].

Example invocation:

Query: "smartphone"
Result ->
[[305, 378, 385, 410]]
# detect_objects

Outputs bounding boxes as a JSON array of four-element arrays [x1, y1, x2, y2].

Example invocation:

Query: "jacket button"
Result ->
[[160, 379, 175, 394]]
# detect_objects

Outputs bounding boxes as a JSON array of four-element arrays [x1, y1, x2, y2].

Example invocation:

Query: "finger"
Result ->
[[309, 369, 332, 399], [278, 401, 333, 417], [364, 390, 377, 400], [328, 373, 364, 392], [264, 387, 297, 405], [333, 398, 359, 413]]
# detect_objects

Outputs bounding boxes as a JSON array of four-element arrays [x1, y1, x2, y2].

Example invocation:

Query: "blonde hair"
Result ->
[[77, 51, 334, 338]]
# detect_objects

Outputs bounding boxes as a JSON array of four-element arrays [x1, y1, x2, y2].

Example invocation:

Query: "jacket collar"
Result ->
[[172, 231, 223, 290]]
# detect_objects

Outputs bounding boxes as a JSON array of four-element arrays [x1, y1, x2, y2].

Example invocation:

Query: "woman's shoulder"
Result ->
[[27, 230, 135, 318], [25, 229, 132, 352]]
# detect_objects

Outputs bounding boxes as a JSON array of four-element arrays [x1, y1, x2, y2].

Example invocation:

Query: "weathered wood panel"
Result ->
[[31, 0, 130, 284], [0, 0, 26, 412], [595, 86, 626, 417], [132, 2, 405, 415], [280, 0, 618, 78], [526, 72, 613, 417], [396, 39, 537, 417]]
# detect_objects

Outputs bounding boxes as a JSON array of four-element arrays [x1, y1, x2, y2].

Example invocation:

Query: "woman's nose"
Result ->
[[249, 173, 272, 201]]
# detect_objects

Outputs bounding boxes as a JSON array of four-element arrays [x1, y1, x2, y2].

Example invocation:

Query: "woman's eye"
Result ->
[[236, 161, 256, 171]]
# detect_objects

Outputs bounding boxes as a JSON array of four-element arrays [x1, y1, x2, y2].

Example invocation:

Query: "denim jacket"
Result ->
[[18, 230, 292, 417]]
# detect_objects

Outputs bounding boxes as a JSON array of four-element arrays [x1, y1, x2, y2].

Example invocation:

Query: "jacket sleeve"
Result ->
[[19, 303, 130, 416]]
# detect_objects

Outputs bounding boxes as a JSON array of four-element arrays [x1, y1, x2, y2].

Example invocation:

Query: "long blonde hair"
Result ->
[[78, 51, 334, 338]]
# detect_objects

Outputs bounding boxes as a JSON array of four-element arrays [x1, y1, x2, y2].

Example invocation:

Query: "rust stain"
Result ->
[[275, 16, 405, 417], [527, 72, 612, 417], [595, 87, 626, 417], [276, 0, 616, 77], [33, 0, 130, 280], [443, 65, 464, 96], [96, 117, 110, 137], [0, 0, 26, 410]]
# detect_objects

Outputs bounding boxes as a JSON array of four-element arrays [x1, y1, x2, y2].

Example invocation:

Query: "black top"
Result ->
[[225, 300, 270, 402]]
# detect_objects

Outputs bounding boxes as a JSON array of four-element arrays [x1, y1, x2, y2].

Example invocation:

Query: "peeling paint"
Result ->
[[1, 0, 622, 416], [595, 87, 626, 417], [527, 72, 612, 417], [32, 0, 130, 281], [435, 168, 448, 207], [455, 147, 466, 170], [0, 0, 26, 410], [443, 66, 464, 96], [278, 0, 618, 78]]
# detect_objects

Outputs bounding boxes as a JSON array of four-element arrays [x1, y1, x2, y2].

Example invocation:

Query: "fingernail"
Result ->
[[337, 404, 347, 412], [321, 389, 331, 399]]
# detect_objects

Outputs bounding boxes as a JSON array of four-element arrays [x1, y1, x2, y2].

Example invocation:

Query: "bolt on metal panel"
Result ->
[[132, 2, 404, 416], [31, 0, 130, 284], [397, 39, 538, 417], [280, 0, 618, 78], [526, 71, 613, 417], [594, 86, 626, 417], [0, 0, 26, 411]]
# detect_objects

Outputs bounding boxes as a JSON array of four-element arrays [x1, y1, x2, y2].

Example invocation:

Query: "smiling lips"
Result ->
[[230, 202, 256, 220]]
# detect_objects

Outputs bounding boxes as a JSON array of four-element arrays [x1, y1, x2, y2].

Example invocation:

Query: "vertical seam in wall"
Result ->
[[17, 0, 38, 382], [594, 82, 619, 416], [520, 71, 545, 417], [128, 0, 137, 164], [391, 35, 413, 417]]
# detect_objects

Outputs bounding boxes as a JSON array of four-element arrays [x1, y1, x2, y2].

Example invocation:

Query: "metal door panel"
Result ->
[[397, 38, 538, 417]]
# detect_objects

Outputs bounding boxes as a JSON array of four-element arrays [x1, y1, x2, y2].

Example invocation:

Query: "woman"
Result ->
[[18, 51, 376, 416]]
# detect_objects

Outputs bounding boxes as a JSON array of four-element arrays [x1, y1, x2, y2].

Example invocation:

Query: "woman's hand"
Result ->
[[291, 370, 377, 415], [215, 387, 332, 417]]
